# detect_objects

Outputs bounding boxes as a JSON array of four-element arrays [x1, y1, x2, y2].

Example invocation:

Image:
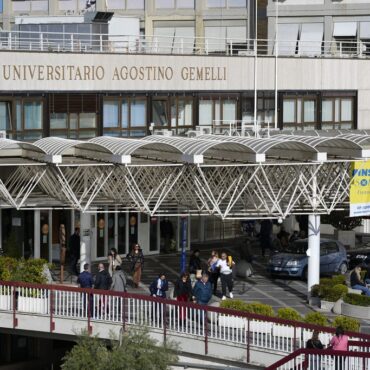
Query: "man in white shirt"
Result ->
[[216, 252, 235, 300]]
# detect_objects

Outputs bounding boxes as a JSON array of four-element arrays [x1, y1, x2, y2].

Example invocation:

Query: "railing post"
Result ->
[[122, 292, 126, 332], [40, 33, 43, 51], [12, 285, 18, 328], [100, 35, 103, 52], [293, 324, 297, 351], [50, 286, 55, 332], [204, 305, 208, 355], [163, 301, 167, 344], [70, 34, 74, 52], [87, 289, 92, 334], [247, 319, 250, 363]]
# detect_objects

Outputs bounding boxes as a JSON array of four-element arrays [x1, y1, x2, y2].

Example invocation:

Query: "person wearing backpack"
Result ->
[[207, 250, 220, 295]]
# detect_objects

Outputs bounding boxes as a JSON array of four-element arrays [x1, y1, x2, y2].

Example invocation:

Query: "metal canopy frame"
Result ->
[[0, 133, 368, 219]]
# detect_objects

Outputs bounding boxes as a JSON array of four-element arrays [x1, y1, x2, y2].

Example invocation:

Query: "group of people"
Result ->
[[306, 327, 349, 370]]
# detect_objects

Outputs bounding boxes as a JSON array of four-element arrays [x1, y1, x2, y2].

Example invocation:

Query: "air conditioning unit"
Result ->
[[195, 126, 212, 135], [186, 130, 198, 138], [153, 129, 173, 137], [0, 131, 6, 139]]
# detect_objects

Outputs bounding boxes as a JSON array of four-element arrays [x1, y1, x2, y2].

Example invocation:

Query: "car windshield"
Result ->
[[285, 242, 308, 254]]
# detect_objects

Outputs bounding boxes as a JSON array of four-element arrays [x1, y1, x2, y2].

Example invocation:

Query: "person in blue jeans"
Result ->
[[350, 265, 370, 296]]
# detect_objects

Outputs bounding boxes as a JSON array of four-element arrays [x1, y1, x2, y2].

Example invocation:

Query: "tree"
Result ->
[[61, 328, 178, 370]]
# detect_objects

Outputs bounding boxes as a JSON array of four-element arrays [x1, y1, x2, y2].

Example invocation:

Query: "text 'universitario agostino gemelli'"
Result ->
[[1, 65, 227, 81]]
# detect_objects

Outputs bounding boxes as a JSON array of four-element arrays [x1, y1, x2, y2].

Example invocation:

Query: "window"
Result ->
[[156, 0, 175, 8], [0, 102, 11, 130], [0, 0, 3, 13], [333, 22, 358, 55], [207, 0, 226, 7], [103, 97, 147, 137], [198, 97, 237, 129], [282, 96, 317, 130], [321, 97, 354, 129], [152, 100, 169, 126], [207, 0, 245, 6], [170, 97, 193, 128]]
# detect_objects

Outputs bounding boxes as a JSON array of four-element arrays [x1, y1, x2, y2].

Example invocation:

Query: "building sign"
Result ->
[[0, 51, 251, 91], [350, 161, 370, 217]]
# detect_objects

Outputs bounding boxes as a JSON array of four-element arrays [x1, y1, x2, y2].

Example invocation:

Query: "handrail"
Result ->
[[1, 280, 370, 341], [0, 29, 368, 59], [265, 348, 370, 370]]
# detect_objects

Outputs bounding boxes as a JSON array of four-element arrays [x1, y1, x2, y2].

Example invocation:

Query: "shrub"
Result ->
[[331, 275, 346, 286], [323, 284, 348, 302], [332, 316, 360, 333], [343, 293, 370, 307], [277, 308, 302, 322], [319, 278, 333, 286], [0, 256, 18, 281], [220, 299, 248, 311], [12, 258, 50, 284], [304, 312, 328, 327], [244, 302, 275, 317], [311, 285, 320, 298]]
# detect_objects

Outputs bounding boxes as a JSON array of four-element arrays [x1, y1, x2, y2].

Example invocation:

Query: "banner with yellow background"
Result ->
[[350, 160, 370, 217]]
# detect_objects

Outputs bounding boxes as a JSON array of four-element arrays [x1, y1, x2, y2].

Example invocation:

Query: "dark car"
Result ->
[[268, 239, 348, 280], [347, 248, 370, 270]]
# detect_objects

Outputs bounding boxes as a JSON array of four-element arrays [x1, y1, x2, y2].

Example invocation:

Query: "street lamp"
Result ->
[[253, 0, 258, 135], [274, 0, 286, 130]]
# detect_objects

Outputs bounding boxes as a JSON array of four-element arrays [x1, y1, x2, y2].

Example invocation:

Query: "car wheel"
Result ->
[[302, 267, 308, 281], [338, 262, 348, 275]]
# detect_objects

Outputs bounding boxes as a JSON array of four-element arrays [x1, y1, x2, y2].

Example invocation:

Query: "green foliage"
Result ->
[[3, 231, 21, 258], [322, 211, 362, 231], [276, 308, 302, 322], [304, 312, 328, 327], [61, 328, 178, 370], [332, 316, 360, 333], [219, 299, 248, 311], [322, 284, 348, 302], [0, 256, 49, 284], [244, 302, 275, 317], [343, 293, 370, 307], [0, 256, 18, 281], [220, 300, 274, 317], [331, 275, 346, 286], [310, 285, 320, 297]]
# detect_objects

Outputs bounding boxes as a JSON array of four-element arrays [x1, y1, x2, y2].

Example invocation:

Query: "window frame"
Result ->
[[282, 95, 318, 128], [321, 96, 355, 129]]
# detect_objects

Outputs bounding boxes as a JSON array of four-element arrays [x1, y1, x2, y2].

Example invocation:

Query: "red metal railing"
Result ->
[[265, 347, 370, 370], [1, 280, 370, 364]]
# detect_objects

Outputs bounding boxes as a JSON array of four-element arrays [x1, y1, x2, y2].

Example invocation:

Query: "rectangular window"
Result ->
[[341, 98, 353, 121], [321, 96, 354, 129], [0, 102, 10, 130], [303, 100, 315, 123], [50, 113, 68, 129], [103, 101, 119, 128], [207, 0, 226, 7], [0, 0, 3, 13], [199, 100, 213, 126], [131, 99, 146, 127], [152, 100, 169, 126], [170, 98, 193, 128], [79, 113, 96, 129], [228, 0, 246, 7], [177, 0, 194, 8], [24, 101, 42, 130], [121, 100, 128, 128], [223, 100, 236, 121], [283, 100, 296, 123], [322, 100, 333, 122], [156, 0, 175, 8], [127, 0, 144, 8]]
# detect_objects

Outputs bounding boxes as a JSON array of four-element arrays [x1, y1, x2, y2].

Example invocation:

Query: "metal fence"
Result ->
[[1, 280, 370, 364], [0, 30, 368, 58]]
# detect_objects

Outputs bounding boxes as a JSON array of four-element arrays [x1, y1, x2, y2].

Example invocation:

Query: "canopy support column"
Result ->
[[34, 210, 40, 259], [80, 213, 91, 273], [307, 214, 320, 295]]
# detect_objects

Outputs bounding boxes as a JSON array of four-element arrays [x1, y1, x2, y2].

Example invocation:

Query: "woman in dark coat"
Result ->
[[126, 244, 144, 288], [174, 273, 192, 321]]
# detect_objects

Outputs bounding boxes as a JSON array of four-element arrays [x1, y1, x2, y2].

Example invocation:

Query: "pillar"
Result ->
[[80, 212, 91, 273], [34, 210, 40, 259], [307, 214, 320, 294]]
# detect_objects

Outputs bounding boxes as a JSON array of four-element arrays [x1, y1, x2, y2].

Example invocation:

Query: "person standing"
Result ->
[[77, 263, 93, 314], [207, 250, 220, 295], [94, 263, 112, 317], [126, 244, 144, 288], [350, 265, 370, 296], [216, 252, 235, 300], [108, 247, 122, 277], [111, 265, 127, 292], [329, 326, 349, 370], [189, 249, 202, 282], [150, 273, 169, 298], [69, 228, 80, 276], [192, 273, 212, 305], [306, 330, 324, 370]]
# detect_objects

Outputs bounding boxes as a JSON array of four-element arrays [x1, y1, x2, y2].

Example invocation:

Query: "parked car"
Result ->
[[347, 248, 370, 270], [267, 239, 348, 280]]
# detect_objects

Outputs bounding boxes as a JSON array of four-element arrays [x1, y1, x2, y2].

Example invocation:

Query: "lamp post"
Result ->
[[253, 0, 258, 135]]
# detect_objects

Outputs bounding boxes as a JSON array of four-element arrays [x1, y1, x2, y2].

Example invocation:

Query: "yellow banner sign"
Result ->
[[350, 160, 370, 217]]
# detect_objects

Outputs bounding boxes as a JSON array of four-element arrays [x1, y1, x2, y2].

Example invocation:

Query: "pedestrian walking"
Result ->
[[126, 244, 144, 288], [174, 273, 192, 322], [350, 265, 370, 296], [192, 273, 212, 305], [111, 265, 127, 292], [94, 263, 112, 318], [306, 330, 324, 370], [108, 247, 122, 277], [329, 326, 349, 370], [216, 252, 235, 300], [207, 250, 220, 295], [69, 227, 80, 276], [149, 273, 168, 325], [189, 249, 202, 283], [77, 263, 93, 315]]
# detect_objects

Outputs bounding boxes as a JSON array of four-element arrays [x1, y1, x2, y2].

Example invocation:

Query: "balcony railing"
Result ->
[[0, 280, 370, 366], [0, 30, 369, 59]]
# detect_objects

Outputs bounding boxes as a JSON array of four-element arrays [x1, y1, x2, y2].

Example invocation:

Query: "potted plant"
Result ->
[[320, 284, 348, 311], [332, 315, 360, 332], [342, 293, 370, 320]]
